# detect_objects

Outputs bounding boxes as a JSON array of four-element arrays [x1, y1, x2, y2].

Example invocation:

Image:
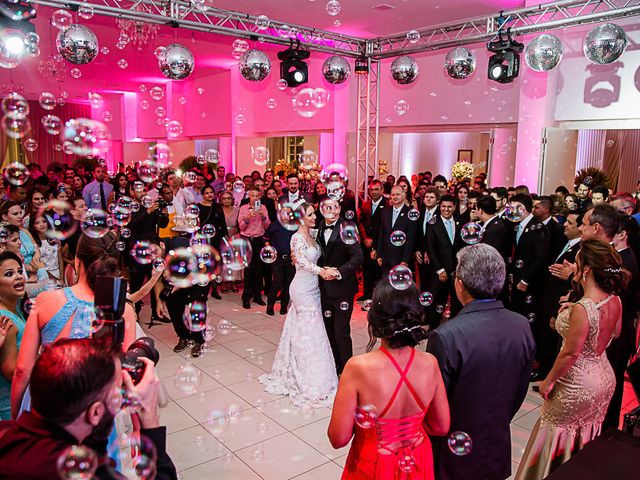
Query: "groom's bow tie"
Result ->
[[324, 224, 336, 230]]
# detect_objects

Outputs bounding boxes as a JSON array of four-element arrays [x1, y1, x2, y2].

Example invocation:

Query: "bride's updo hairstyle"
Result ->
[[76, 232, 121, 292], [576, 239, 629, 296], [366, 277, 427, 352]]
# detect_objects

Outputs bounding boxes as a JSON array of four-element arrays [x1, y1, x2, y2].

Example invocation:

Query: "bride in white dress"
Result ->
[[259, 203, 338, 407]]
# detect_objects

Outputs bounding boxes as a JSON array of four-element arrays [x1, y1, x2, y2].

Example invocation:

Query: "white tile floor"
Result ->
[[137, 292, 638, 480]]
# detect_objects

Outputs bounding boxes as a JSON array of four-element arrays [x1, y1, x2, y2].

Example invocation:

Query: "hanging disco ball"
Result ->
[[239, 49, 271, 81], [583, 23, 628, 65], [322, 56, 351, 84], [444, 47, 476, 79], [390, 56, 419, 85], [56, 24, 99, 65], [524, 34, 563, 72], [158, 44, 194, 80]]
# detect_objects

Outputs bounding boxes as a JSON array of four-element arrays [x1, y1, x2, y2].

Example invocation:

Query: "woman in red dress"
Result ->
[[328, 278, 450, 479]]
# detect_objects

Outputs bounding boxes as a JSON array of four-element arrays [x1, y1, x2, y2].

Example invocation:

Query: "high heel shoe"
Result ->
[[232, 283, 239, 293]]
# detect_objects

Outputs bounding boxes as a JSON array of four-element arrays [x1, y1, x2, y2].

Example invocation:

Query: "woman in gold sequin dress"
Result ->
[[516, 240, 628, 479]]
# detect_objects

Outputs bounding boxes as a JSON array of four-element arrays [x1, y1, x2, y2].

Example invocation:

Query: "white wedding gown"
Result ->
[[259, 232, 338, 407]]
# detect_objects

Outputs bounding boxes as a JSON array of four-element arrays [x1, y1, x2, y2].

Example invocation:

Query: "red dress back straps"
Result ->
[[379, 346, 427, 418]]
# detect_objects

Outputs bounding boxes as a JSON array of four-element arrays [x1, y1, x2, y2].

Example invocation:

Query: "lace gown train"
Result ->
[[259, 232, 338, 407], [515, 297, 617, 480]]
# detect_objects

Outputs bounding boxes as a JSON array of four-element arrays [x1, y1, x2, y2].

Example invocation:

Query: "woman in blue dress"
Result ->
[[0, 201, 43, 276], [0, 252, 28, 420], [11, 231, 137, 418]]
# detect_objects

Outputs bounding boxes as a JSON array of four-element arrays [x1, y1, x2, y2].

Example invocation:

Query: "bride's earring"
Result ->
[[582, 272, 587, 282]]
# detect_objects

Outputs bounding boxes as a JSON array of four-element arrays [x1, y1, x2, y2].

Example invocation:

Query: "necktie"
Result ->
[[423, 210, 431, 234], [445, 219, 454, 243], [99, 182, 107, 211], [516, 223, 523, 244], [392, 208, 400, 227]]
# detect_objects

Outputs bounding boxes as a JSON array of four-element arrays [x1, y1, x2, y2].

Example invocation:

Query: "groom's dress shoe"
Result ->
[[280, 305, 288, 315], [266, 304, 275, 316]]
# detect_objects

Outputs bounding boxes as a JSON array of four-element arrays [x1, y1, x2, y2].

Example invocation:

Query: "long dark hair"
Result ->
[[76, 232, 120, 291], [366, 277, 427, 352], [574, 239, 629, 296]]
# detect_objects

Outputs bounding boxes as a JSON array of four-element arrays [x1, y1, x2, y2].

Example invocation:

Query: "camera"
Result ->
[[157, 198, 172, 210], [121, 337, 160, 385]]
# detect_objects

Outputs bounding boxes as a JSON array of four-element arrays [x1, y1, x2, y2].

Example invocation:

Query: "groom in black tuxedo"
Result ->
[[317, 197, 363, 375]]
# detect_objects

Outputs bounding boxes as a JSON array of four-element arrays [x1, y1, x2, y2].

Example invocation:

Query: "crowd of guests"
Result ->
[[0, 157, 638, 479]]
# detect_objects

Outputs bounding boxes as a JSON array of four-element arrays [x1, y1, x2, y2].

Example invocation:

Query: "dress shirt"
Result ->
[[542, 216, 552, 225], [443, 217, 455, 244], [211, 178, 226, 194], [371, 197, 383, 216], [480, 215, 497, 235], [516, 214, 533, 244], [173, 186, 202, 215], [238, 204, 270, 238], [288, 191, 301, 203], [391, 205, 403, 227], [422, 206, 437, 234], [555, 237, 580, 262], [324, 220, 338, 244], [82, 180, 113, 210]]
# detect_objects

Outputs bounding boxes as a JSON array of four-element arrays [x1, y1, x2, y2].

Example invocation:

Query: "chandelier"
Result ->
[[38, 54, 67, 82], [115, 5, 162, 51]]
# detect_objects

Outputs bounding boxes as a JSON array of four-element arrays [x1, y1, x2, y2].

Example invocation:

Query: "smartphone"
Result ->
[[255, 199, 261, 210]]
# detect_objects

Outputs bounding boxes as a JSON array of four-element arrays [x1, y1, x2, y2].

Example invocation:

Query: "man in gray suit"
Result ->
[[427, 244, 535, 480]]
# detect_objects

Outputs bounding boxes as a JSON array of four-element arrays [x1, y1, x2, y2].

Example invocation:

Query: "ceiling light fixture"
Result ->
[[277, 39, 310, 87], [354, 55, 369, 74], [487, 28, 523, 84], [0, 0, 36, 22]]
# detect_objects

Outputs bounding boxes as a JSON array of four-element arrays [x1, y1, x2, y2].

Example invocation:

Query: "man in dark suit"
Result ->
[[415, 187, 440, 293], [317, 198, 364, 375], [426, 194, 462, 327], [278, 173, 312, 205], [357, 180, 387, 301], [427, 244, 535, 480], [372, 185, 417, 275], [477, 195, 511, 262], [533, 195, 566, 262], [508, 193, 549, 321], [536, 211, 583, 380]]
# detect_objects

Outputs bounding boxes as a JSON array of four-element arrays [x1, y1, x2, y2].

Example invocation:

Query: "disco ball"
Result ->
[[390, 56, 419, 85], [159, 44, 194, 80], [239, 49, 271, 81], [444, 47, 476, 79], [583, 23, 628, 65], [525, 34, 563, 72], [56, 24, 99, 65], [322, 56, 351, 84]]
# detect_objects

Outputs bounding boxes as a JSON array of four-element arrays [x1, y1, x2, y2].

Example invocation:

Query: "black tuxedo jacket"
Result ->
[[427, 300, 535, 480], [415, 205, 439, 254], [317, 217, 363, 299], [543, 240, 580, 318], [544, 217, 567, 264], [278, 191, 312, 205], [375, 204, 418, 267], [480, 216, 511, 261], [339, 190, 357, 220], [510, 217, 549, 291], [358, 197, 388, 243], [426, 216, 462, 274]]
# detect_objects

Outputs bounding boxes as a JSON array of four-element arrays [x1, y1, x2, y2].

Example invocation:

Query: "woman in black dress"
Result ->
[[198, 185, 228, 299]]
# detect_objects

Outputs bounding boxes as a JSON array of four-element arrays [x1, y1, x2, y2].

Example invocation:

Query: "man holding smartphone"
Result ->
[[238, 187, 271, 309]]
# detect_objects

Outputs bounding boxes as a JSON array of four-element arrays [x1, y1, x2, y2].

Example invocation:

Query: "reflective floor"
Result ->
[[137, 293, 639, 480]]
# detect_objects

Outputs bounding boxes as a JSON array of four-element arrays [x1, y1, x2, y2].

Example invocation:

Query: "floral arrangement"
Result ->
[[274, 158, 297, 177], [574, 167, 610, 189], [451, 161, 474, 181]]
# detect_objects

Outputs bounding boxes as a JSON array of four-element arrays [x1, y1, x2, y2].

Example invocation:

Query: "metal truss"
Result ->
[[30, 0, 365, 57], [354, 58, 380, 206], [371, 0, 640, 58]]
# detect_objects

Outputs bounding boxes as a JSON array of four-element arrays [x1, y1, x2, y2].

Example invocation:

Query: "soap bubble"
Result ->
[[259, 245, 277, 263], [23, 138, 37, 152], [319, 163, 348, 184], [266, 98, 277, 109], [276, 79, 288, 90], [388, 265, 413, 290], [217, 319, 232, 335], [205, 409, 230, 436], [204, 148, 219, 164], [117, 434, 157, 480], [61, 118, 111, 156], [38, 200, 77, 240], [406, 30, 421, 44], [51, 9, 73, 30], [407, 209, 420, 221], [232, 180, 244, 193], [56, 445, 97, 479], [339, 301, 349, 311], [326, 0, 341, 16], [166, 248, 198, 287], [448, 431, 473, 456], [174, 363, 203, 395], [166, 120, 183, 138], [149, 86, 164, 100], [354, 404, 377, 429], [460, 222, 482, 244], [324, 310, 332, 318], [394, 100, 409, 116], [81, 209, 112, 239], [183, 301, 208, 332], [202, 224, 216, 238], [390, 230, 406, 247], [326, 181, 345, 201], [339, 221, 359, 245], [41, 114, 62, 135], [2, 115, 30, 139], [251, 145, 269, 166], [345, 210, 355, 220], [3, 162, 30, 186], [130, 240, 157, 265], [276, 202, 304, 231], [220, 236, 252, 271], [292, 88, 319, 118], [419, 291, 433, 306], [398, 454, 416, 473], [147, 143, 172, 167], [505, 202, 526, 222], [39, 91, 56, 110]]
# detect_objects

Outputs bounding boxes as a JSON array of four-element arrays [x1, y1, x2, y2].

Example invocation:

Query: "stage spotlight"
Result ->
[[354, 55, 369, 74], [3, 32, 24, 55], [278, 40, 310, 87], [487, 28, 523, 84], [0, 11, 39, 65], [0, 0, 36, 22]]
